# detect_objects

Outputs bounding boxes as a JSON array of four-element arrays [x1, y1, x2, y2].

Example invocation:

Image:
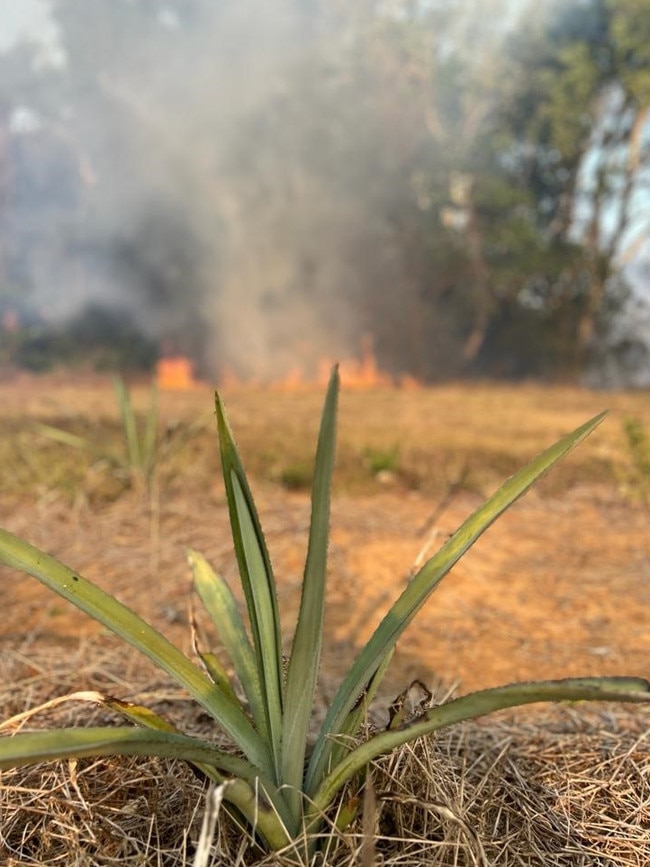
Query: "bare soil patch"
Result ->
[[2, 483, 648, 697]]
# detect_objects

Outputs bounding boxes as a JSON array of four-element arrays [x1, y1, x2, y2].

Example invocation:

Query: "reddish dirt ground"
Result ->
[[1, 374, 649, 713], [2, 480, 648, 707]]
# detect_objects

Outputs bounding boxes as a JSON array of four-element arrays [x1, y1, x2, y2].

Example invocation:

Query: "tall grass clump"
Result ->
[[622, 415, 650, 505], [1, 367, 649, 861], [36, 375, 201, 495]]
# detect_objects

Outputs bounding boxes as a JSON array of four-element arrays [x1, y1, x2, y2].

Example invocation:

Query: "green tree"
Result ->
[[503, 0, 650, 373]]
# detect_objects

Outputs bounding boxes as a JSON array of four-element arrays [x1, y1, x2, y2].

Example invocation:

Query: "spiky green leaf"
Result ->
[[215, 394, 285, 778], [280, 367, 339, 814], [142, 383, 159, 479], [190, 548, 267, 736], [114, 375, 142, 471], [306, 411, 608, 794], [309, 675, 650, 825], [197, 651, 241, 705], [0, 528, 272, 776], [35, 423, 119, 464]]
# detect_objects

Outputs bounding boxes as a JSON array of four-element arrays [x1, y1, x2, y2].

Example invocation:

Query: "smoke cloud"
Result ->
[[9, 0, 643, 383], [7, 0, 427, 380]]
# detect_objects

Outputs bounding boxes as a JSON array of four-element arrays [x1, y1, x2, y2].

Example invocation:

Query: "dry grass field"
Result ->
[[1, 372, 650, 865]]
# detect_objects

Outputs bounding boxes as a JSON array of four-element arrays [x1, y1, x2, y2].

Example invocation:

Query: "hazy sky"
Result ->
[[0, 0, 58, 52]]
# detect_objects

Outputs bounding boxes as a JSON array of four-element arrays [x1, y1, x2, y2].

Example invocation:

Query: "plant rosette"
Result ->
[[1, 367, 649, 860]]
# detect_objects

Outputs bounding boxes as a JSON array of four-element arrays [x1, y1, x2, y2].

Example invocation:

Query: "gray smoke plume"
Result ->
[[11, 0, 641, 383], [9, 0, 410, 380]]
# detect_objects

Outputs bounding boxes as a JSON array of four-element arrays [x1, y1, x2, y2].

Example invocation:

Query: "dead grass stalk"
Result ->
[[1, 643, 649, 866]]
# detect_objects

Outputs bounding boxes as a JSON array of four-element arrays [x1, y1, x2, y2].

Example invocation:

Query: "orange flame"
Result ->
[[218, 337, 420, 391], [155, 355, 198, 390], [324, 336, 393, 389]]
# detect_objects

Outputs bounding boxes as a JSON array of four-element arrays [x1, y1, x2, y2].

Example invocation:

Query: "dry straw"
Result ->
[[1, 369, 649, 863], [1, 646, 649, 866]]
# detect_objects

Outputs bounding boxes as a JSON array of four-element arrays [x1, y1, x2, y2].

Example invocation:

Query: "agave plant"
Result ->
[[1, 368, 649, 860]]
